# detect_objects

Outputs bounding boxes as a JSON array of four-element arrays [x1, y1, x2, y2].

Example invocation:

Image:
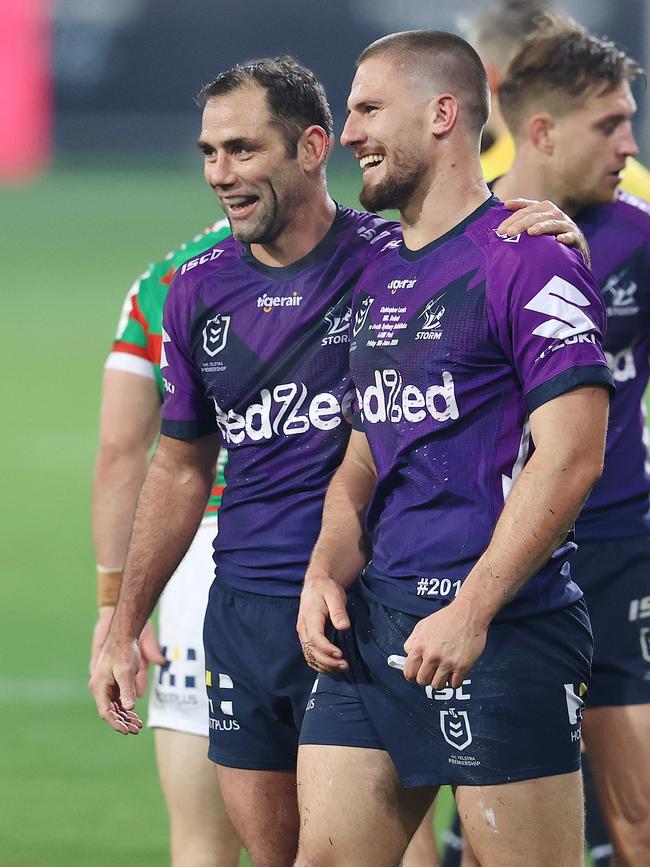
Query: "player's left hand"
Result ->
[[402, 597, 488, 689], [498, 198, 591, 266]]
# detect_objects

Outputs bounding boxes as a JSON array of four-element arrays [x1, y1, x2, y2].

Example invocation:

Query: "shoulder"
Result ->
[[337, 206, 402, 252], [610, 190, 650, 230]]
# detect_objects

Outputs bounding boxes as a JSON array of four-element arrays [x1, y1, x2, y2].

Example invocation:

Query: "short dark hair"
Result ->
[[358, 30, 490, 137], [197, 56, 333, 157], [468, 0, 555, 69], [499, 16, 644, 137]]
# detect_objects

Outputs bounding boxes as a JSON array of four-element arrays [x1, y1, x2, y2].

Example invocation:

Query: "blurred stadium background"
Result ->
[[1, 1, 648, 864]]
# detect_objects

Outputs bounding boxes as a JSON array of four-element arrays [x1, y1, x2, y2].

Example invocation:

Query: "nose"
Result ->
[[340, 112, 364, 149], [618, 123, 639, 159], [205, 152, 237, 188]]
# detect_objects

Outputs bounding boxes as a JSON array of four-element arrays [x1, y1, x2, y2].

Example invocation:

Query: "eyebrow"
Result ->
[[196, 136, 258, 152]]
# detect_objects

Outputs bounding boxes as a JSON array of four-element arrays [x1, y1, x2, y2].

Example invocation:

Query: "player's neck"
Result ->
[[250, 193, 337, 267], [400, 157, 490, 251], [494, 153, 577, 217]]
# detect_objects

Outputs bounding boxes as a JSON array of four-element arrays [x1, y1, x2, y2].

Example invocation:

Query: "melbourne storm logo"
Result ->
[[202, 314, 231, 357], [352, 296, 374, 337], [322, 302, 352, 346]]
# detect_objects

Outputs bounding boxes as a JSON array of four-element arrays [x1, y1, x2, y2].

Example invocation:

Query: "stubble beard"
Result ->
[[359, 155, 426, 213]]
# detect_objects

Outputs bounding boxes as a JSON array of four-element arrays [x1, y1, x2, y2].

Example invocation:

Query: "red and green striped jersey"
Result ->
[[106, 219, 231, 517]]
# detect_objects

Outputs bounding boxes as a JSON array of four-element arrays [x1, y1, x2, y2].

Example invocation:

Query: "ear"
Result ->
[[528, 113, 555, 155], [430, 93, 459, 138], [298, 125, 332, 172]]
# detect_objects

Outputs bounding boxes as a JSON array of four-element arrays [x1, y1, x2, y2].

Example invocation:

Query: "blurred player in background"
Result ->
[[494, 18, 650, 866], [90, 221, 241, 867], [468, 0, 650, 200], [295, 29, 612, 867]]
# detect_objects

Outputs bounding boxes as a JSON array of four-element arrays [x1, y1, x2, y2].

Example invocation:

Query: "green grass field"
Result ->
[[0, 164, 456, 866]]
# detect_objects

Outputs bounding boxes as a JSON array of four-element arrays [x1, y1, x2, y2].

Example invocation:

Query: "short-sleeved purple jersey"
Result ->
[[350, 196, 614, 619], [575, 191, 650, 540], [160, 206, 400, 595]]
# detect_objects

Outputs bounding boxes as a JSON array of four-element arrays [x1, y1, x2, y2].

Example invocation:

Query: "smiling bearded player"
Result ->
[[296, 30, 614, 867]]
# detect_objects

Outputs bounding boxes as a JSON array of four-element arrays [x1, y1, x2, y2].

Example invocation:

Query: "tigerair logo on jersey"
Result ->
[[179, 247, 224, 275], [356, 369, 458, 426], [387, 277, 417, 295], [257, 291, 303, 313], [353, 296, 374, 337], [212, 383, 355, 444], [322, 302, 352, 346], [203, 314, 231, 357]]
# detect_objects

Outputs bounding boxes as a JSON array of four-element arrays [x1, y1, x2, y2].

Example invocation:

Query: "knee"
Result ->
[[294, 841, 340, 867], [609, 821, 650, 867]]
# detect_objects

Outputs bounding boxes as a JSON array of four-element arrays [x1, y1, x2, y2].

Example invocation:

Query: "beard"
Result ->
[[359, 154, 426, 213]]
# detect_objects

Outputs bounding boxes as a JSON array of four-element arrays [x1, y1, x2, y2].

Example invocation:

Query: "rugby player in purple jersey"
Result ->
[[296, 31, 614, 867], [493, 19, 650, 865], [89, 55, 590, 867]]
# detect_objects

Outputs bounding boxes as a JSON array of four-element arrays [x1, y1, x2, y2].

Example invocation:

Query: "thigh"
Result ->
[[155, 729, 240, 867], [576, 537, 650, 707], [296, 744, 435, 867], [204, 582, 315, 770], [339, 588, 593, 788], [583, 704, 650, 863], [456, 771, 584, 867], [217, 766, 299, 867], [148, 519, 216, 735]]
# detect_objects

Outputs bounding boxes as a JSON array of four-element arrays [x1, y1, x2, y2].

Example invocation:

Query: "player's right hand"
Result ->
[[297, 575, 350, 674], [89, 639, 144, 735]]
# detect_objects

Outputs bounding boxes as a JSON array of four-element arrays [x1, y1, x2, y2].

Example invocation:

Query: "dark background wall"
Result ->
[[53, 0, 650, 161]]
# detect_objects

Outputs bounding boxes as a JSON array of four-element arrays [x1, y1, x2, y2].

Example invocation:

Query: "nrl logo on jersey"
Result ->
[[352, 296, 374, 337], [603, 270, 639, 317], [203, 314, 231, 357], [416, 294, 446, 340], [322, 302, 352, 346]]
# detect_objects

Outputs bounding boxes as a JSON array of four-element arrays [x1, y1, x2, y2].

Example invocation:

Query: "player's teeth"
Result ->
[[360, 155, 384, 169], [227, 197, 254, 206]]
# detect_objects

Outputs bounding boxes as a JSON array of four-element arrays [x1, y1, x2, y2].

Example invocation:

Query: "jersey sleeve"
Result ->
[[159, 277, 218, 441], [487, 239, 615, 413], [105, 271, 156, 380]]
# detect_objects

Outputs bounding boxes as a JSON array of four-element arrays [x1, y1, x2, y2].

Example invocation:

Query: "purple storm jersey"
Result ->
[[575, 191, 650, 540], [350, 196, 614, 619], [160, 206, 400, 595]]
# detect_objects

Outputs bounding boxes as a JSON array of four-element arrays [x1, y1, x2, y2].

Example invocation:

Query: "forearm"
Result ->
[[92, 446, 148, 569], [109, 447, 212, 641], [307, 457, 375, 587], [458, 448, 601, 624]]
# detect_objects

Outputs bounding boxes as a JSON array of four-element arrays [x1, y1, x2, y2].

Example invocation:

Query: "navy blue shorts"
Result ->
[[203, 581, 315, 771], [300, 583, 593, 787], [572, 536, 650, 707]]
